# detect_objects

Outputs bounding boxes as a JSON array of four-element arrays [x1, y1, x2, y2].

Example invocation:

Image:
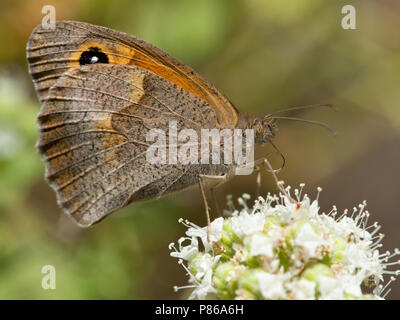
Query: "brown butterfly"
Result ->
[[27, 21, 330, 227]]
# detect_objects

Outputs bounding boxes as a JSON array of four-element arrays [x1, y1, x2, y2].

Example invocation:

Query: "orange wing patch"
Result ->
[[71, 38, 238, 128], [71, 41, 213, 109]]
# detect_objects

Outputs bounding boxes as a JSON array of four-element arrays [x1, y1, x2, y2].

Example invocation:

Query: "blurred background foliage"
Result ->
[[0, 0, 399, 299]]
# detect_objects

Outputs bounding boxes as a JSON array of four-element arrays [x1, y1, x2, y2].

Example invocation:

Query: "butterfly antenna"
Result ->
[[265, 103, 336, 117], [271, 116, 337, 136]]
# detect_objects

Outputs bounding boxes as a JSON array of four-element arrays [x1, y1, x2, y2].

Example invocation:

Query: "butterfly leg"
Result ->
[[211, 187, 221, 217], [198, 174, 227, 242], [255, 164, 262, 197], [198, 177, 211, 243]]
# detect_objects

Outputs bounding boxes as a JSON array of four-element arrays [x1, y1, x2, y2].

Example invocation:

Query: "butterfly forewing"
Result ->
[[27, 21, 238, 127]]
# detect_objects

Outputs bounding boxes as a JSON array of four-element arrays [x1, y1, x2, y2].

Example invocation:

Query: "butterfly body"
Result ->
[[27, 21, 276, 226]]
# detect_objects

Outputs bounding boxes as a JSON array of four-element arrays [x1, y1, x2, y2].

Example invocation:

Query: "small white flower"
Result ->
[[318, 276, 345, 300], [294, 223, 328, 258], [231, 211, 265, 238], [343, 243, 370, 273], [189, 268, 215, 300], [287, 279, 316, 300], [248, 234, 275, 258], [186, 217, 223, 251], [190, 253, 217, 280], [339, 274, 363, 297], [170, 236, 198, 260], [256, 272, 290, 299]]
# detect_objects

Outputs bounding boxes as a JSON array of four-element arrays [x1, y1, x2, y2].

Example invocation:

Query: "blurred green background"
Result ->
[[0, 0, 399, 299]]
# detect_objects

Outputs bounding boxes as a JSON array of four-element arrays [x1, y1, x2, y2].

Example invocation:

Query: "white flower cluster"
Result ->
[[169, 185, 400, 300]]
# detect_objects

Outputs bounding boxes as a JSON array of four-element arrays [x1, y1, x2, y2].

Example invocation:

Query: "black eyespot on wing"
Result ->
[[79, 47, 109, 65]]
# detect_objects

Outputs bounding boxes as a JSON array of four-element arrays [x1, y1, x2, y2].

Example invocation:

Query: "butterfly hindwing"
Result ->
[[37, 63, 226, 225]]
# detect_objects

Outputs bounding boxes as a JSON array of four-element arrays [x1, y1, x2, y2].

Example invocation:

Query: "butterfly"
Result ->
[[27, 21, 280, 227]]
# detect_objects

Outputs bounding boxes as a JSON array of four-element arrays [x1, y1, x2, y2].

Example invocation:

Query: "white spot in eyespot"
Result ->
[[90, 56, 99, 64]]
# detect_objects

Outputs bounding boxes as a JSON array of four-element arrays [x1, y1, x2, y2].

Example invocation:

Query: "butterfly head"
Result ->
[[249, 116, 278, 145]]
